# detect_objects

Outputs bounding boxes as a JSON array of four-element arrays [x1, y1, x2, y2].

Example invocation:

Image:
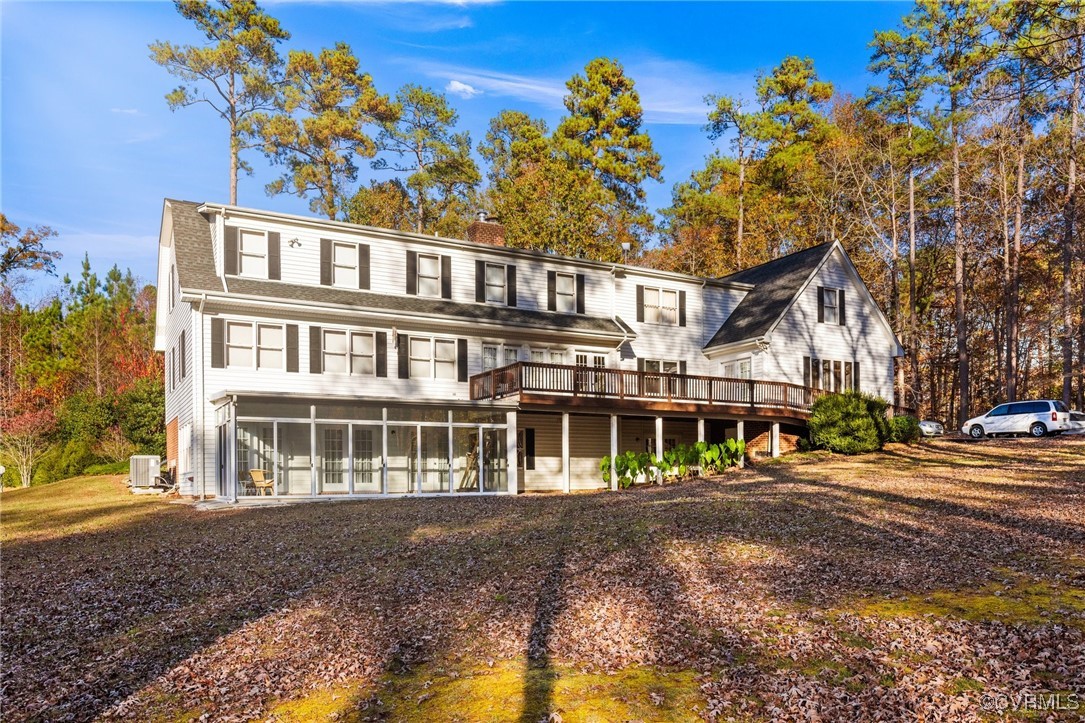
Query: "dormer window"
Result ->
[[238, 229, 268, 278], [555, 272, 576, 313], [417, 253, 441, 297], [818, 286, 845, 325], [332, 242, 357, 287]]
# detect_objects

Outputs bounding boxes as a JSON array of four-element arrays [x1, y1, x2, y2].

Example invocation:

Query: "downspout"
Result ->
[[197, 293, 207, 501]]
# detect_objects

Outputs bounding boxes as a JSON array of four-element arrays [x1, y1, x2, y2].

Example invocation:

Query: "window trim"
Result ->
[[416, 253, 442, 298], [408, 335, 458, 379], [237, 228, 269, 279], [331, 241, 359, 289], [224, 320, 285, 371], [554, 272, 576, 313], [821, 286, 839, 324], [484, 262, 507, 305]]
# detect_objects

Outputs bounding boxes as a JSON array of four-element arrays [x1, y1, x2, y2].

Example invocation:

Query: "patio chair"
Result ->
[[248, 469, 275, 496]]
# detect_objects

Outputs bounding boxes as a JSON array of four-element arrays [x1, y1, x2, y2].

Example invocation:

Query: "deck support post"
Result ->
[[655, 416, 664, 484], [697, 418, 705, 444], [736, 419, 745, 469], [562, 412, 571, 494], [506, 410, 518, 494], [227, 399, 238, 502], [609, 414, 618, 491], [771, 421, 780, 458]]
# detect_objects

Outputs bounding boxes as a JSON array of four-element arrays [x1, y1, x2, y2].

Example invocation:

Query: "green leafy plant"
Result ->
[[808, 391, 891, 454], [889, 415, 921, 444]]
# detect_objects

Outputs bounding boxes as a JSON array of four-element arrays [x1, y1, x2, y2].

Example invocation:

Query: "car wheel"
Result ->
[[969, 425, 984, 439], [1029, 422, 1047, 437]]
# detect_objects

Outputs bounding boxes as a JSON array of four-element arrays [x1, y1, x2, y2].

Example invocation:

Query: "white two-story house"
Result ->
[[155, 199, 903, 500]]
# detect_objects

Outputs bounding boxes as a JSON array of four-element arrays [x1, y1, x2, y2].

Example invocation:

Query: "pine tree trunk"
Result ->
[[951, 94, 969, 427], [906, 115, 919, 413], [229, 72, 238, 206], [1008, 70, 1026, 403], [1062, 35, 1080, 407], [736, 153, 745, 267]]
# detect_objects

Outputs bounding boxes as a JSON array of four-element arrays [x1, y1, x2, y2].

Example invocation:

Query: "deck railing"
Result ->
[[470, 361, 822, 412]]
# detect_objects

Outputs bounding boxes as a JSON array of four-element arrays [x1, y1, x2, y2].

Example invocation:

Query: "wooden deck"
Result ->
[[470, 361, 822, 419]]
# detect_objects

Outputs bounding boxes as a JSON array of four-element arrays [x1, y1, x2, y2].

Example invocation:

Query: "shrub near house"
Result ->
[[808, 391, 893, 454]]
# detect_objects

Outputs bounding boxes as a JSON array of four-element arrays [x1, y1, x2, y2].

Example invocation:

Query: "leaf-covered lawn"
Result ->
[[2, 438, 1083, 722]]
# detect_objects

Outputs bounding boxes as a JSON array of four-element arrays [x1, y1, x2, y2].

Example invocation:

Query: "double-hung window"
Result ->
[[238, 229, 268, 278], [256, 324, 283, 370], [555, 272, 576, 313], [821, 287, 840, 324], [323, 330, 375, 375], [530, 348, 565, 364], [644, 288, 678, 325], [226, 322, 254, 367], [410, 337, 456, 379], [332, 242, 358, 288], [482, 344, 520, 370], [721, 358, 751, 379], [485, 263, 507, 304], [417, 254, 441, 297]]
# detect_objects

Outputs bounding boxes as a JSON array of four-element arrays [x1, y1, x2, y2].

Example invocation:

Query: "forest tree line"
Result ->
[[2, 0, 1083, 487]]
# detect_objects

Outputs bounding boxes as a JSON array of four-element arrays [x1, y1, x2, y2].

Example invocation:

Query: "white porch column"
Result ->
[[655, 416, 664, 483], [227, 400, 238, 502], [771, 421, 780, 458], [697, 418, 705, 444], [561, 412, 571, 493], [736, 419, 745, 469], [609, 414, 619, 491], [310, 405, 318, 496], [381, 407, 389, 495], [506, 410, 518, 495]]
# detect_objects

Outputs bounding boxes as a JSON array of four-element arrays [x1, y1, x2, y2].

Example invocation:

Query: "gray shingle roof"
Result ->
[[704, 243, 833, 350], [169, 199, 631, 338], [169, 199, 223, 292]]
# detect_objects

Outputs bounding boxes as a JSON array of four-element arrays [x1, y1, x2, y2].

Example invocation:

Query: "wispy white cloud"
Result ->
[[412, 57, 754, 125], [110, 108, 140, 115], [446, 79, 481, 99], [414, 62, 566, 108]]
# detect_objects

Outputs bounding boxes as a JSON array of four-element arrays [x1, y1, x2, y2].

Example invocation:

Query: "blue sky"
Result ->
[[1, 1, 909, 300]]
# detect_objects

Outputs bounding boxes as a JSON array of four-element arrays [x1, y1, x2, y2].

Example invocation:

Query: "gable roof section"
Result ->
[[223, 277, 632, 337], [169, 199, 224, 292], [704, 243, 833, 350]]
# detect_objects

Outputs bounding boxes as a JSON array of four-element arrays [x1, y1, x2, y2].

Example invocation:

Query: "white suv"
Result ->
[[962, 400, 1072, 439]]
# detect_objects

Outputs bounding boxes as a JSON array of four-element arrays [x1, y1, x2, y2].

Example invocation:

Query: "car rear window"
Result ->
[[1054, 401, 1069, 413]]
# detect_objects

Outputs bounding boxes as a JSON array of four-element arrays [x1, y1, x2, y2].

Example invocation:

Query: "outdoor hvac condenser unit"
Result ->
[[129, 455, 161, 487]]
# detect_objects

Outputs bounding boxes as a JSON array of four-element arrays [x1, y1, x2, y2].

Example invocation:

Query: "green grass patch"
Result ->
[[0, 474, 166, 544], [268, 659, 705, 722], [855, 576, 1085, 628]]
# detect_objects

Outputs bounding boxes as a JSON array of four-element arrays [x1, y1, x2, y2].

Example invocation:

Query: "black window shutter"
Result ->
[[507, 265, 516, 306], [812, 358, 821, 388], [309, 326, 322, 374], [224, 227, 238, 276], [358, 244, 370, 290], [268, 232, 281, 280], [406, 251, 417, 295], [525, 428, 535, 470], [679, 360, 687, 375], [575, 274, 585, 314], [803, 356, 811, 388], [375, 332, 387, 377], [441, 255, 452, 299], [853, 361, 860, 391], [838, 289, 846, 325], [211, 318, 225, 368], [637, 357, 645, 372], [180, 330, 187, 378], [547, 271, 556, 311], [817, 286, 825, 323], [475, 260, 486, 302], [636, 285, 644, 322], [320, 239, 331, 285], [286, 324, 299, 372], [397, 334, 409, 378], [678, 290, 687, 326], [457, 338, 468, 382]]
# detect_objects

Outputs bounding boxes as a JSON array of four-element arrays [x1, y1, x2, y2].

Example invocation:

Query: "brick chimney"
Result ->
[[467, 211, 505, 247]]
